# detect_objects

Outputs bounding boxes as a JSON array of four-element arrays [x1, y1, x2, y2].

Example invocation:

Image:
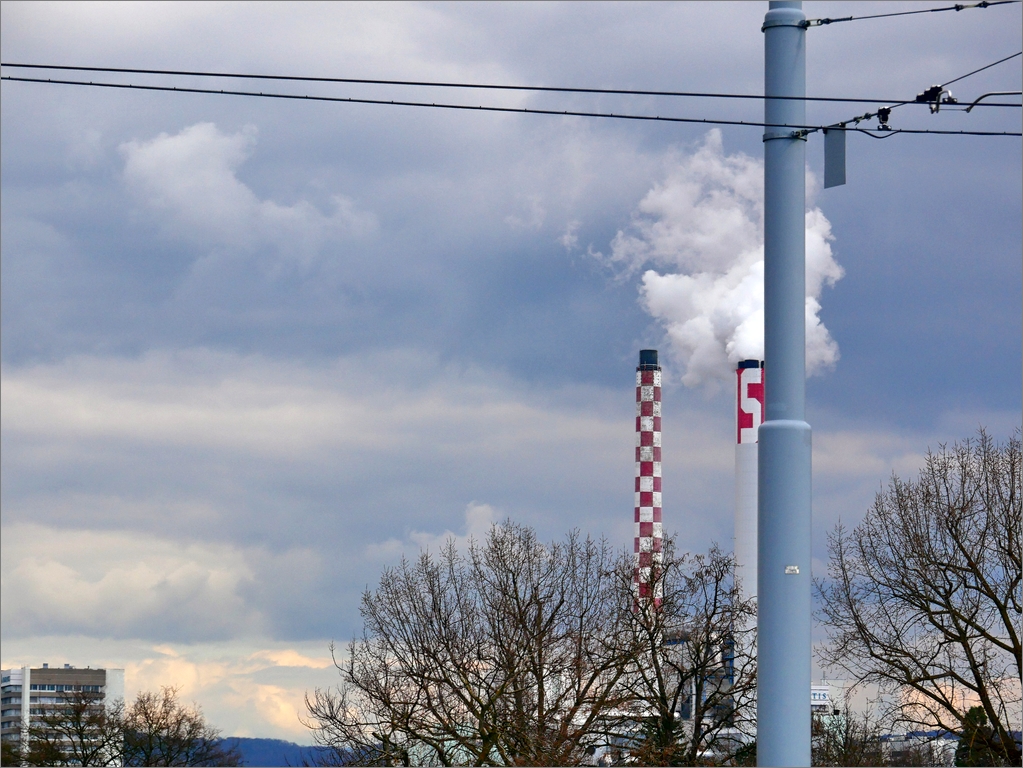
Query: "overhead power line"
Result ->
[[3, 75, 1019, 137], [1, 62, 1019, 108], [803, 0, 1019, 27]]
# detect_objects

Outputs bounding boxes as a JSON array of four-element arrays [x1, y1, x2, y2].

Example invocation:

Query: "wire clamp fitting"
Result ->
[[877, 106, 893, 131], [916, 85, 959, 113]]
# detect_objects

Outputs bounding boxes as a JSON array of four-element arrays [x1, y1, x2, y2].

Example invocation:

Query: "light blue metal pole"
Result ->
[[758, 2, 812, 766]]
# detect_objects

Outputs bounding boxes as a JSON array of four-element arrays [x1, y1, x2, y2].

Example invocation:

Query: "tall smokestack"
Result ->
[[735, 359, 764, 602], [635, 349, 663, 605]]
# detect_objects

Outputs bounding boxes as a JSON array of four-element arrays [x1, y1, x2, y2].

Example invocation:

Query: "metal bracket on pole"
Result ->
[[763, 130, 808, 142], [761, 16, 808, 31]]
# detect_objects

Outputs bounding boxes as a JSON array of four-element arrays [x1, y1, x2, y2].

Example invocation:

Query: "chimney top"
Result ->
[[638, 349, 659, 370]]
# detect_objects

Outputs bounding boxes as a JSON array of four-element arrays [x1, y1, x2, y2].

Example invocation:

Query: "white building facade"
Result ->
[[1, 664, 125, 750]]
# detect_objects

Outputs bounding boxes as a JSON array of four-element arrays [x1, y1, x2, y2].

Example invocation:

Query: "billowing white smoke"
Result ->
[[609, 130, 843, 388]]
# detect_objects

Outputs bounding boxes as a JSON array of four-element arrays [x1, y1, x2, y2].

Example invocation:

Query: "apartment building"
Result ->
[[0, 664, 125, 747]]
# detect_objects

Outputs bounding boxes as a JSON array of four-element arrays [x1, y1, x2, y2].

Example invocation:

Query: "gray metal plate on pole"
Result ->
[[824, 128, 847, 188]]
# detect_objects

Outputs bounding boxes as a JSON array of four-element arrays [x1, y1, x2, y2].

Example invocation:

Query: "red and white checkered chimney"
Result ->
[[634, 349, 663, 605], [735, 359, 764, 602]]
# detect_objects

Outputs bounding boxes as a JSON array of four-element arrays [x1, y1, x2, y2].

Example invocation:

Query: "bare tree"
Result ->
[[810, 704, 886, 767], [816, 429, 1021, 766], [613, 540, 757, 766], [0, 738, 22, 767], [304, 522, 640, 766], [8, 686, 237, 767], [122, 686, 241, 767], [22, 689, 123, 766]]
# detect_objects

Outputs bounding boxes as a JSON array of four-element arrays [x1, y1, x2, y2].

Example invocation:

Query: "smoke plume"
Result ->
[[609, 130, 843, 387]]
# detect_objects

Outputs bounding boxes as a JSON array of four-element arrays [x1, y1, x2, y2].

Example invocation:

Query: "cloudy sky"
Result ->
[[2, 1, 1020, 742]]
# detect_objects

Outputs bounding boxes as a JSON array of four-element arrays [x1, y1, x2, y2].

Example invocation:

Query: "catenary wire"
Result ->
[[965, 91, 1023, 111], [2, 75, 1019, 136], [803, 0, 1019, 26], [1, 62, 1019, 108], [817, 50, 1023, 133], [942, 50, 1022, 87]]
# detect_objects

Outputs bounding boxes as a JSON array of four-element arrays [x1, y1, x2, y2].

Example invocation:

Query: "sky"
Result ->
[[2, 0, 1020, 743]]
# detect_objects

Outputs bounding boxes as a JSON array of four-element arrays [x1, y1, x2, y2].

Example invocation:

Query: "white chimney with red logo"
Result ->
[[735, 359, 764, 602]]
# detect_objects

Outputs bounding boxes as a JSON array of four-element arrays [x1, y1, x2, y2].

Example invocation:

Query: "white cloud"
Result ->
[[609, 130, 844, 388], [813, 430, 927, 479], [0, 524, 261, 640], [0, 348, 751, 636], [1, 350, 375, 457], [504, 194, 546, 231], [369, 500, 500, 557], [120, 123, 376, 267], [559, 219, 581, 251], [0, 349, 629, 463], [0, 349, 641, 638]]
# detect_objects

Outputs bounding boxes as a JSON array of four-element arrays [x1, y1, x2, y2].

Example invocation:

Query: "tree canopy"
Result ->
[[304, 523, 754, 766], [816, 429, 1022, 766]]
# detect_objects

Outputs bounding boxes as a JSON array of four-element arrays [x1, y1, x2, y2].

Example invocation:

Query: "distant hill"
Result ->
[[224, 737, 330, 767]]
